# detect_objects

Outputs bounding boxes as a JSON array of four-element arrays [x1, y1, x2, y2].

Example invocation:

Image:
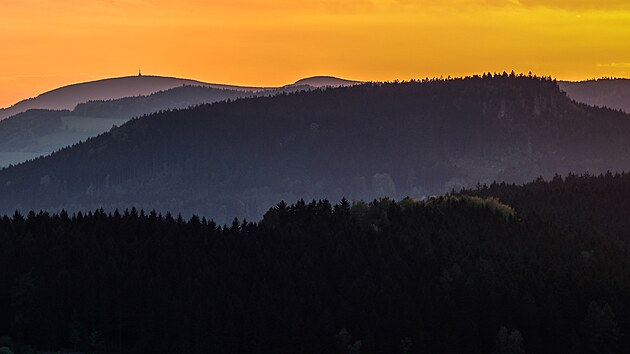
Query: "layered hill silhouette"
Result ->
[[0, 75, 265, 120], [0, 76, 357, 167], [0, 75, 359, 121], [0, 86, 255, 167], [1, 74, 629, 222]]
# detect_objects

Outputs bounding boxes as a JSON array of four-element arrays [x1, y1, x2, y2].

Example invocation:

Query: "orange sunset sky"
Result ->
[[1, 0, 630, 108]]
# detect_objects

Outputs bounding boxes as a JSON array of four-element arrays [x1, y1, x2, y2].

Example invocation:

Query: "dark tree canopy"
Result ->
[[2, 171, 630, 353]]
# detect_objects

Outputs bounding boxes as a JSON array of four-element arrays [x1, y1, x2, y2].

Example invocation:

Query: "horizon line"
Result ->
[[1, 72, 629, 111]]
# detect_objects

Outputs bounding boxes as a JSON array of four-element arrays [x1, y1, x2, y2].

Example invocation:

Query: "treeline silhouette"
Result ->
[[2, 74, 630, 222], [1, 181, 629, 353]]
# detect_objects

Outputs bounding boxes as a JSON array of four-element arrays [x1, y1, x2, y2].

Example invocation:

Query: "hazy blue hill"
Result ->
[[559, 78, 630, 112], [0, 109, 69, 150], [1, 74, 629, 222], [0, 109, 127, 166]]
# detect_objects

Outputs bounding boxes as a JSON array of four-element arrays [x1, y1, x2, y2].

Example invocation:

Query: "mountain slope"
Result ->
[[1, 75, 629, 221], [0, 75, 264, 120], [559, 78, 630, 112]]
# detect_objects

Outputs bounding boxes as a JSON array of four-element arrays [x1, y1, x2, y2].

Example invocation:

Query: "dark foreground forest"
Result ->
[[2, 172, 630, 353]]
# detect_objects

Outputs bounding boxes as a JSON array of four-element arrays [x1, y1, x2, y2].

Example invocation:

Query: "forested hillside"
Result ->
[[0, 180, 630, 354], [0, 186, 628, 353], [1, 74, 630, 222]]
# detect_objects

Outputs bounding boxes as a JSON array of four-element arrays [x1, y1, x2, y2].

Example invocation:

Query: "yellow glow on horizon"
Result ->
[[1, 0, 629, 107]]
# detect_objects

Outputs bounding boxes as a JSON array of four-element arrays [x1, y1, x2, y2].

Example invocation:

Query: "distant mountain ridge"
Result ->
[[0, 75, 358, 120], [0, 75, 265, 120], [3, 74, 630, 122], [2, 75, 630, 222]]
